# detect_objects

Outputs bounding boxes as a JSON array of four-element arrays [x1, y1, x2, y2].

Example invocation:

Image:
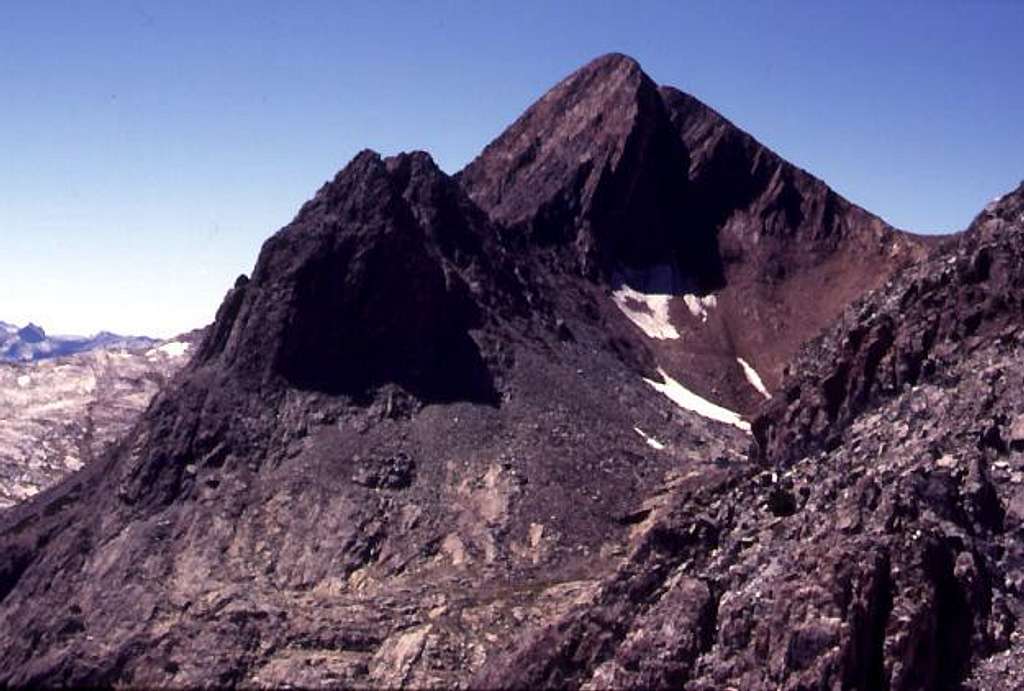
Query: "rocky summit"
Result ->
[[462, 54, 929, 416], [0, 54, 1020, 689]]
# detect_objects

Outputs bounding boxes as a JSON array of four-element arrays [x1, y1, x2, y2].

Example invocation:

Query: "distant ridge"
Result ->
[[0, 320, 158, 363]]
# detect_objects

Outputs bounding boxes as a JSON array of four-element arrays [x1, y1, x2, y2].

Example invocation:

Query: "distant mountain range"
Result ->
[[0, 321, 158, 362], [0, 333, 198, 508]]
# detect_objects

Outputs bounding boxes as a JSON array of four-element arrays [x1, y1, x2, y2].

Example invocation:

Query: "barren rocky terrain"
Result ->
[[0, 54, 1019, 689], [0, 338, 195, 508], [477, 182, 1024, 690]]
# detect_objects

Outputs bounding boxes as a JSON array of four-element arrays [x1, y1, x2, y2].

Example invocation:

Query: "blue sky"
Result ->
[[1, 1, 1021, 337]]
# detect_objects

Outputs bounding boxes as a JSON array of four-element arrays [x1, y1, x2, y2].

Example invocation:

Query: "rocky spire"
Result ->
[[197, 149, 503, 403], [459, 53, 711, 281]]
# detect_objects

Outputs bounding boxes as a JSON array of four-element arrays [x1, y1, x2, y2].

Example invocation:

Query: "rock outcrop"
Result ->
[[754, 182, 1024, 465], [196, 150, 512, 402]]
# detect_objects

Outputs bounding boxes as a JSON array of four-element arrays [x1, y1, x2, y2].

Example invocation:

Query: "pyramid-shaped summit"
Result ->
[[196, 149, 508, 403], [460, 53, 704, 279], [465, 52, 928, 412]]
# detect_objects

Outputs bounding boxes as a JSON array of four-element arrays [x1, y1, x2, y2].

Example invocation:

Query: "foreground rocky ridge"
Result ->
[[0, 54, 1013, 689], [474, 184, 1024, 689]]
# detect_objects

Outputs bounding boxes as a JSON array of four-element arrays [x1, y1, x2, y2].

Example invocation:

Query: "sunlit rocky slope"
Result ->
[[0, 336, 196, 508]]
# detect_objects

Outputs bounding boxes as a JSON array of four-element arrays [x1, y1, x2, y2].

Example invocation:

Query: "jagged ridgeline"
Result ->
[[0, 53, 1019, 689]]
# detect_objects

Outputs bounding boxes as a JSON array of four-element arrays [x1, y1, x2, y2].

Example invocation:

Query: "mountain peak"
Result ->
[[459, 53, 697, 277], [200, 148, 500, 403], [2, 52, 1009, 690], [563, 51, 644, 83], [16, 323, 46, 343]]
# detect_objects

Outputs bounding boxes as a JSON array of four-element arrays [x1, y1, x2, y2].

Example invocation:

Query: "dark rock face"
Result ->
[[200, 150, 504, 403], [460, 54, 705, 280]]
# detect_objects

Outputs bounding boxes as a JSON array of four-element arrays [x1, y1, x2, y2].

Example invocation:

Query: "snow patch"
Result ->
[[985, 194, 1006, 212], [633, 426, 666, 450], [612, 285, 679, 339], [611, 265, 718, 336], [644, 368, 750, 432], [682, 294, 717, 323], [16, 375, 30, 388], [737, 357, 771, 399], [149, 341, 191, 358]]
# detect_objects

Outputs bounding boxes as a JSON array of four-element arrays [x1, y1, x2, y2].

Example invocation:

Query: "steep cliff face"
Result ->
[[196, 150, 510, 403]]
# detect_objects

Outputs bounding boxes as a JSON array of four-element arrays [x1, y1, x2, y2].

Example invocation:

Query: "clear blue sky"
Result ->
[[2, 1, 1021, 337]]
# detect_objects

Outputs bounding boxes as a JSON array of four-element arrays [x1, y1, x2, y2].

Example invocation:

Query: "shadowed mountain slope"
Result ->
[[460, 53, 928, 417]]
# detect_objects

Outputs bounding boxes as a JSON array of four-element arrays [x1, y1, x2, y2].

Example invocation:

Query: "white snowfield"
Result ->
[[682, 293, 717, 323], [612, 284, 679, 339], [737, 357, 771, 399], [633, 426, 666, 450], [611, 264, 719, 339], [644, 368, 751, 433]]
